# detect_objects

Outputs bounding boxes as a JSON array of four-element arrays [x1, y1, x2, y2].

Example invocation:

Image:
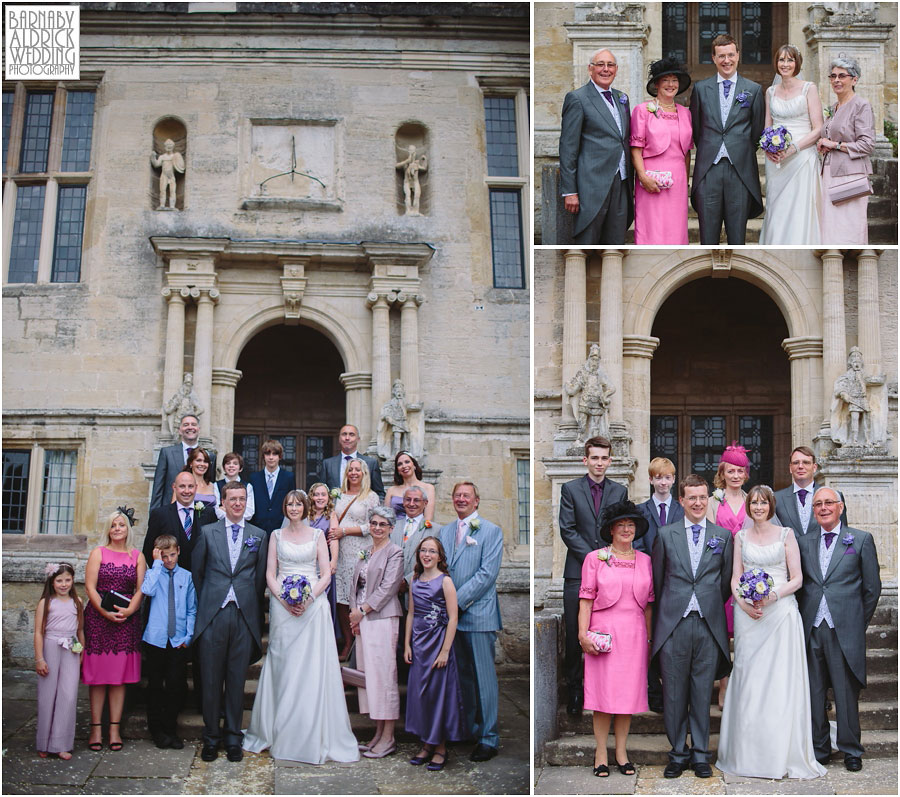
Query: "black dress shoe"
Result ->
[[469, 743, 499, 762], [692, 762, 713, 778], [201, 744, 218, 761], [663, 761, 685, 778], [152, 733, 171, 749], [169, 736, 184, 750], [844, 755, 862, 771], [566, 691, 583, 716], [226, 745, 243, 762]]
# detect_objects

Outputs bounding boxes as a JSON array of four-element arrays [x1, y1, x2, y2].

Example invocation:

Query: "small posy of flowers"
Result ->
[[423, 520, 432, 529], [280, 574, 311, 606], [759, 125, 793, 169], [618, 93, 628, 105], [469, 519, 481, 532], [735, 90, 751, 108], [193, 502, 204, 512], [737, 567, 775, 604], [597, 547, 613, 566], [58, 636, 83, 654], [824, 105, 834, 119], [706, 536, 724, 555], [646, 100, 659, 116], [712, 488, 725, 503], [358, 549, 371, 561], [842, 533, 856, 555], [329, 488, 341, 500], [243, 536, 260, 552]]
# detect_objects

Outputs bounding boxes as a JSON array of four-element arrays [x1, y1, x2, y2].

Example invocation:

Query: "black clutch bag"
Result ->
[[100, 590, 131, 612]]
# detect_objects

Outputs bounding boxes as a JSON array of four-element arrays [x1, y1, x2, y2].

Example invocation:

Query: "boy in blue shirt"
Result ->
[[142, 533, 196, 749]]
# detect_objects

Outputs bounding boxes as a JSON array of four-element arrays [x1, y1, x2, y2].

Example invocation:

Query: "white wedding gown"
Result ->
[[243, 529, 359, 764], [716, 528, 826, 779], [759, 82, 821, 244]]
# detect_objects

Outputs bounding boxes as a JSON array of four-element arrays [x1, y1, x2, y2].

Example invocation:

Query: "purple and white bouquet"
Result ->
[[759, 125, 793, 169], [737, 567, 775, 604], [281, 574, 312, 606]]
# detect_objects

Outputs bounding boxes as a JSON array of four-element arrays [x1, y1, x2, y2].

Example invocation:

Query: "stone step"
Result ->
[[557, 700, 897, 736], [543, 728, 898, 766], [867, 647, 898, 674], [867, 624, 898, 649]]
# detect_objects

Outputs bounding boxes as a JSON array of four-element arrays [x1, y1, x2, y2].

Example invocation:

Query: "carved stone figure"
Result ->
[[830, 347, 885, 447], [151, 138, 185, 210], [396, 144, 427, 215], [163, 372, 203, 439], [565, 344, 615, 443], [379, 379, 411, 457]]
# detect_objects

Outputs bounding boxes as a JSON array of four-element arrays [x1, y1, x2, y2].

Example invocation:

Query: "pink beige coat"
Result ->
[[349, 542, 404, 620], [821, 94, 875, 178]]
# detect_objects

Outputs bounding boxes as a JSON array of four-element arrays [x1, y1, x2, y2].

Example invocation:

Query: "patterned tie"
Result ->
[[167, 568, 176, 638], [723, 79, 732, 99], [824, 531, 836, 549], [659, 503, 667, 525], [231, 523, 241, 543], [691, 524, 701, 545], [404, 516, 415, 543], [267, 471, 275, 498], [797, 488, 808, 507], [182, 507, 192, 540], [456, 519, 467, 546]]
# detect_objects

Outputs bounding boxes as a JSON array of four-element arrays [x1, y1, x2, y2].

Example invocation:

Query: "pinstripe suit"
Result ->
[[439, 513, 503, 749]]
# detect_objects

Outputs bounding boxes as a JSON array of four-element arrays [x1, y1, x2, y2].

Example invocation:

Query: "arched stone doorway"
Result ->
[[649, 277, 791, 490], [233, 324, 345, 488]]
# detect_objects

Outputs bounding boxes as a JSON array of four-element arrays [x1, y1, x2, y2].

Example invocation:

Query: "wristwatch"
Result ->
[[360, 605, 368, 616], [836, 141, 842, 151]]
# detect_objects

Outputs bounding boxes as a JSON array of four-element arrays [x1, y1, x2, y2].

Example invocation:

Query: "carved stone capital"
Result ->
[[622, 335, 659, 359], [366, 292, 390, 309], [211, 368, 243, 388], [280, 262, 308, 322], [782, 336, 824, 360], [710, 249, 732, 276], [340, 371, 373, 391]]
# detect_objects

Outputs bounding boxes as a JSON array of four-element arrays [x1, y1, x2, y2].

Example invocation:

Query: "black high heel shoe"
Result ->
[[88, 722, 103, 751], [108, 721, 123, 751]]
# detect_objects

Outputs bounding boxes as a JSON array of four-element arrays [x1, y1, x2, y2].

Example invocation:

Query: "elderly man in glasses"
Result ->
[[795, 488, 881, 773]]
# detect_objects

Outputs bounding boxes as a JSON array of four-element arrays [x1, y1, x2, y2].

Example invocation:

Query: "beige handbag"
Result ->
[[828, 173, 873, 204]]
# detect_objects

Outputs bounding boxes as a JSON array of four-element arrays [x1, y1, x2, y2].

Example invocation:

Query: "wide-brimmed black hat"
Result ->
[[646, 57, 691, 97], [599, 500, 649, 544]]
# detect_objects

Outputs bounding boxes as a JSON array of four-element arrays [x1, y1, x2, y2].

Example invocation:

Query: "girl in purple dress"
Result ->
[[34, 562, 84, 760], [83, 508, 146, 751], [403, 536, 466, 771], [308, 482, 341, 642]]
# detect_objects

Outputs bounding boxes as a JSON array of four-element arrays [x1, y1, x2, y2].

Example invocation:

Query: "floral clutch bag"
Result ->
[[645, 170, 673, 189], [588, 630, 612, 653]]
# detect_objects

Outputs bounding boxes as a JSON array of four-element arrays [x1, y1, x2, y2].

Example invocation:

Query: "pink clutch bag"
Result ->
[[588, 630, 612, 653], [645, 169, 673, 189]]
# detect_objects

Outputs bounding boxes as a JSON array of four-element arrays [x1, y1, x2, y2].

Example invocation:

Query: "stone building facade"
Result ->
[[2, 3, 531, 665], [534, 248, 898, 608]]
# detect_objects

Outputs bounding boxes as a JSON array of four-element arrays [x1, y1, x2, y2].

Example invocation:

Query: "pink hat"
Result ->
[[720, 442, 750, 468]]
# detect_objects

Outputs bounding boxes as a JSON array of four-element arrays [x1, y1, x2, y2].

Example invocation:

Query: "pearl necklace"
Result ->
[[610, 545, 634, 557]]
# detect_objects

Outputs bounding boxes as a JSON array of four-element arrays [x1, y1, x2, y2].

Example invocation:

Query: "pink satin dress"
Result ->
[[715, 500, 747, 636]]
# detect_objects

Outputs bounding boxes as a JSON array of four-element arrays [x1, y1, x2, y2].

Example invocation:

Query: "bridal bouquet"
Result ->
[[281, 574, 312, 606], [737, 567, 775, 604], [759, 125, 793, 169]]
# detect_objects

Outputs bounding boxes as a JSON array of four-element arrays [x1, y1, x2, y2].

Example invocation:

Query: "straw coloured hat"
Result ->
[[646, 57, 691, 97], [599, 500, 649, 544]]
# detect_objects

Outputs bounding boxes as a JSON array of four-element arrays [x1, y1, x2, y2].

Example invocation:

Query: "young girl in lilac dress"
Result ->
[[403, 537, 467, 771], [383, 452, 435, 524], [34, 562, 84, 760], [308, 482, 341, 642], [82, 508, 146, 751], [706, 442, 751, 708]]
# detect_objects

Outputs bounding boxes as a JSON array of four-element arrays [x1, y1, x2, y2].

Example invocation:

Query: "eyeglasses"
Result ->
[[811, 500, 841, 509], [590, 62, 617, 68], [828, 73, 853, 81]]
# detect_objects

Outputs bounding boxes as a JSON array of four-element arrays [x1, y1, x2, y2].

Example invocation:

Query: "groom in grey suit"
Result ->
[[796, 487, 881, 771], [651, 474, 733, 779], [192, 481, 268, 762], [689, 34, 764, 244], [558, 48, 633, 244]]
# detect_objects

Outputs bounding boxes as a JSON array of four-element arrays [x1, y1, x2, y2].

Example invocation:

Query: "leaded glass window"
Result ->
[[489, 188, 525, 289], [41, 450, 77, 534], [61, 91, 95, 171], [8, 184, 46, 283], [2, 450, 31, 534]]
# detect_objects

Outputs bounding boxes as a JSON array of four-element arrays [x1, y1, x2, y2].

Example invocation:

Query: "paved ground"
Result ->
[[2, 668, 529, 794], [534, 759, 900, 795]]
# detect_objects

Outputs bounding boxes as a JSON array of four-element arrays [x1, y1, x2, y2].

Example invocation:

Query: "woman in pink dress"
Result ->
[[630, 58, 694, 244], [579, 501, 654, 778], [706, 442, 751, 707]]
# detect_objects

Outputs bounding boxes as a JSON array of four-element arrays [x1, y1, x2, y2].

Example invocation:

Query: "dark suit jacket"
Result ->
[[558, 81, 634, 237], [689, 74, 765, 218], [150, 443, 217, 510], [318, 453, 386, 500], [635, 496, 684, 555], [142, 501, 216, 573], [796, 525, 881, 686], [558, 475, 628, 580], [773, 483, 848, 536], [247, 468, 295, 533]]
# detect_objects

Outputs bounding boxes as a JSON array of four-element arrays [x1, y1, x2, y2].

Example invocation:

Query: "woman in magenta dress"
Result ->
[[706, 442, 751, 707], [82, 507, 146, 751], [630, 58, 694, 244], [579, 501, 654, 778]]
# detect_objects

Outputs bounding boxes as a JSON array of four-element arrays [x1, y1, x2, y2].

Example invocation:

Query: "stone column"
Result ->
[[160, 286, 189, 432], [399, 292, 424, 457], [599, 249, 624, 423], [818, 249, 846, 443], [210, 367, 242, 456], [366, 292, 392, 450], [622, 334, 659, 503], [340, 372, 373, 446], [561, 249, 587, 424], [856, 249, 887, 444], [193, 287, 220, 436], [782, 336, 825, 448]]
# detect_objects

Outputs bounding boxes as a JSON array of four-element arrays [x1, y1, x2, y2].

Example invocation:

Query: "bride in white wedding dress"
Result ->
[[758, 44, 825, 245], [243, 490, 359, 764], [716, 485, 826, 780]]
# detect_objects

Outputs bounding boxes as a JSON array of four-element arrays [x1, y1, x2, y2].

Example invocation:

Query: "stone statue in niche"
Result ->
[[164, 372, 203, 439], [396, 144, 427, 215], [151, 139, 185, 210], [565, 343, 615, 444], [830, 346, 885, 447], [379, 379, 414, 457]]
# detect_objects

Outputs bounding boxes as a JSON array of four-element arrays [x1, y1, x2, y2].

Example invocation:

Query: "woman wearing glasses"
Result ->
[[716, 485, 825, 780], [816, 56, 875, 244]]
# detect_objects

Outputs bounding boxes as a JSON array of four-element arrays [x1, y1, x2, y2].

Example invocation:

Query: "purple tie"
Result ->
[[602, 90, 614, 106], [590, 480, 604, 514], [182, 507, 192, 540], [231, 523, 240, 543], [824, 531, 836, 549], [723, 79, 732, 99], [797, 488, 808, 507], [691, 524, 701, 545], [659, 503, 667, 525]]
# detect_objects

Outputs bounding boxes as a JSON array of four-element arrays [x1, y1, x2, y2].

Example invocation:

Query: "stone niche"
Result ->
[[241, 117, 341, 211], [394, 122, 428, 216], [150, 117, 187, 210]]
